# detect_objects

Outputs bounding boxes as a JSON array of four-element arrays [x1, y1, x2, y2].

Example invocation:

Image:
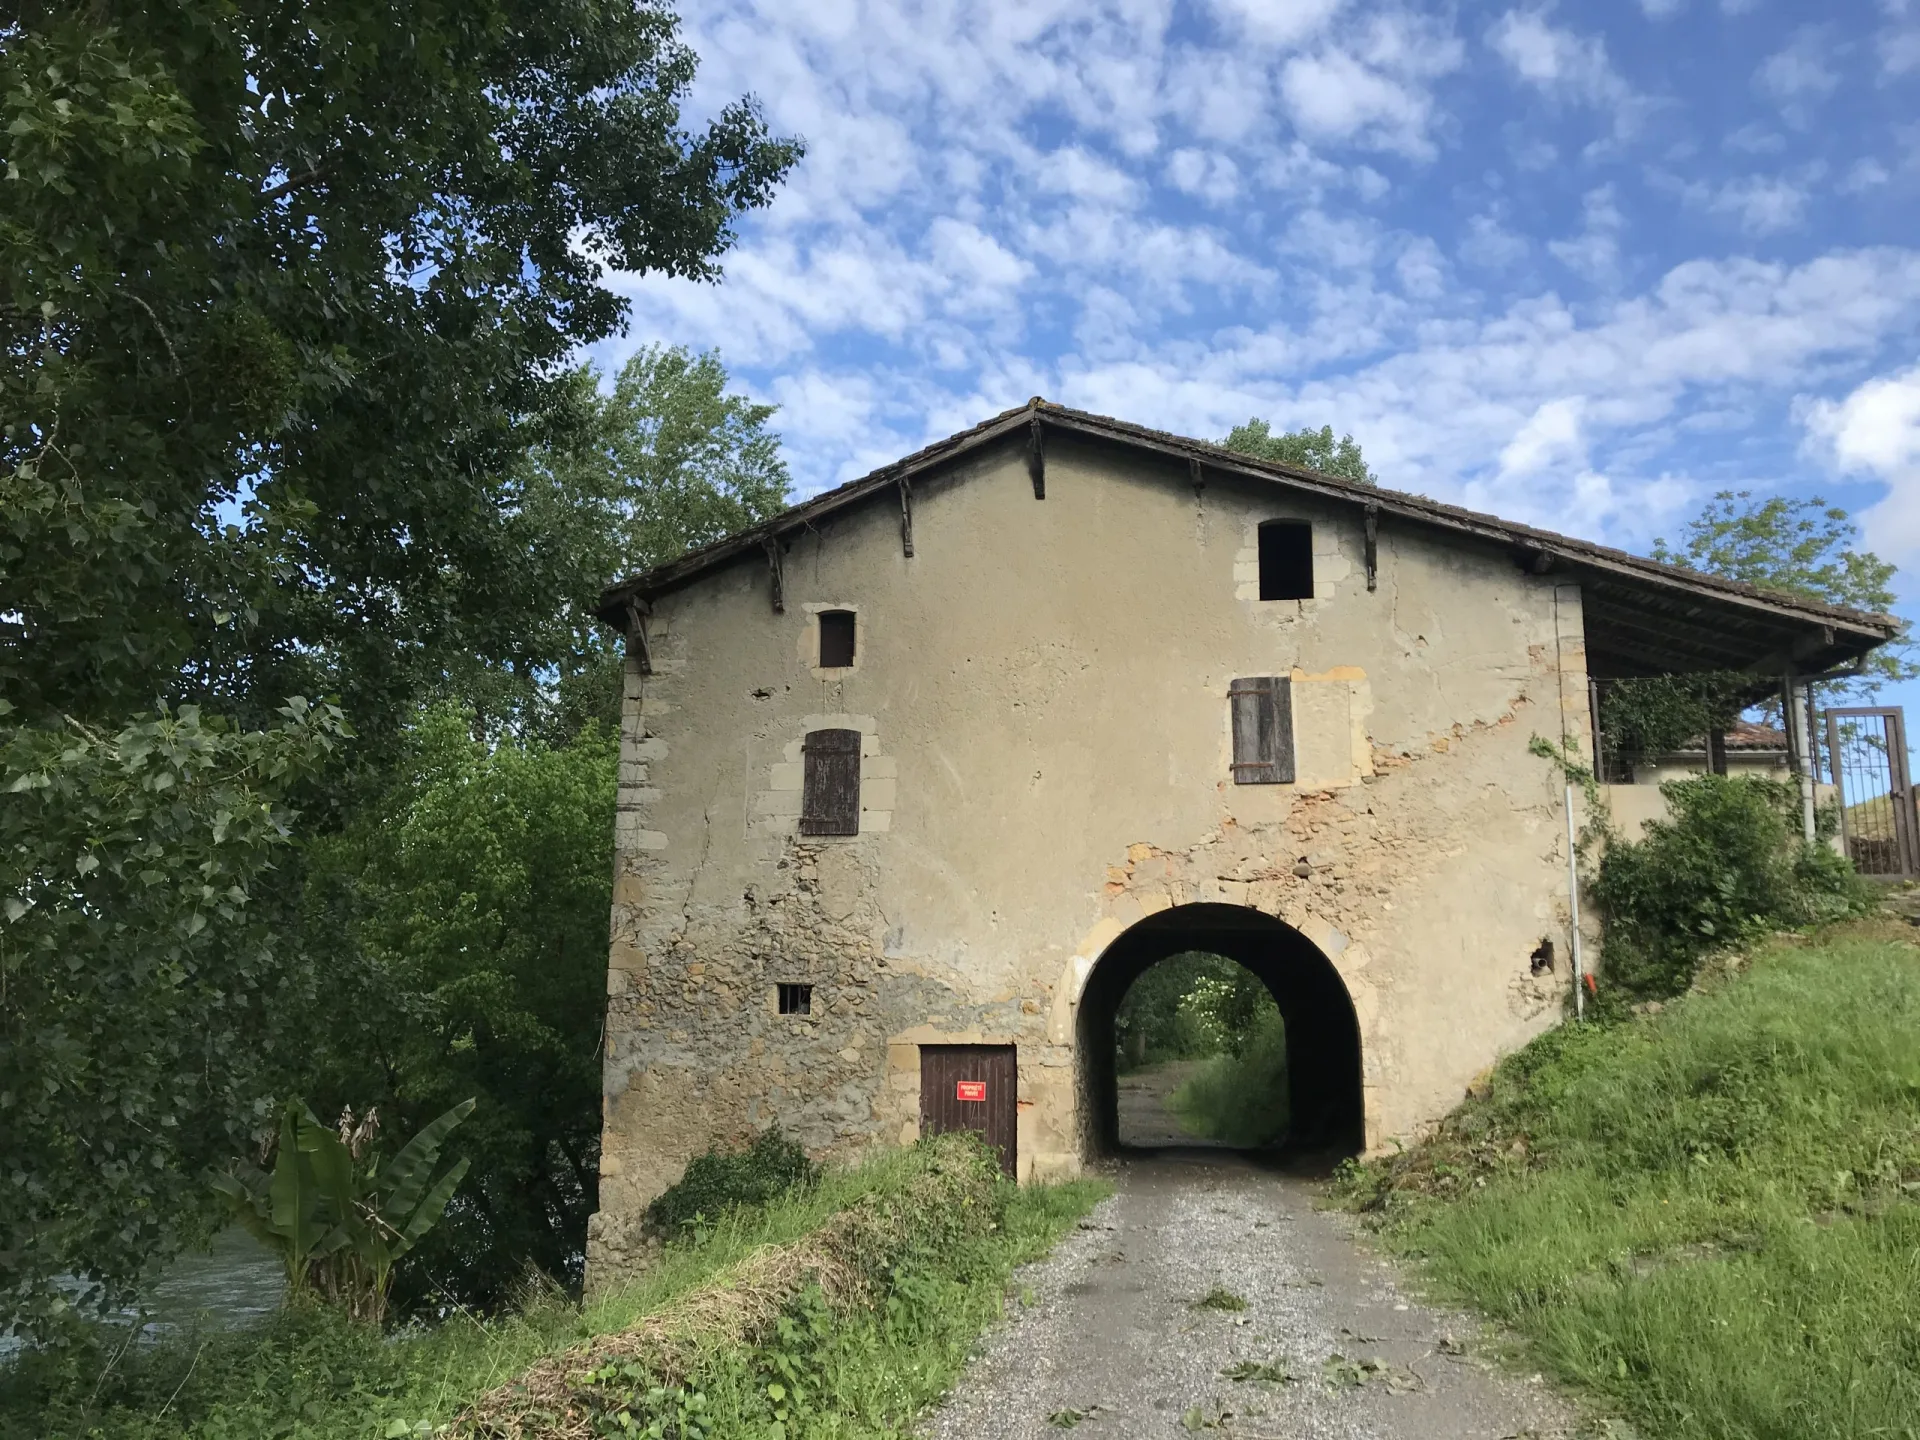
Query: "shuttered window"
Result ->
[[800, 728, 862, 835], [1229, 677, 1295, 784]]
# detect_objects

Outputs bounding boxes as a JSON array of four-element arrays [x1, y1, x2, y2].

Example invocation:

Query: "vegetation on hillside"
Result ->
[[1589, 772, 1870, 1000], [0, 1134, 1107, 1439], [1337, 924, 1920, 1438]]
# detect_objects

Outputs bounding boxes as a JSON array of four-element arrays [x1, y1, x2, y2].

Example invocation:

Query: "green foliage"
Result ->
[[211, 1097, 474, 1325], [1594, 671, 1752, 766], [1170, 1009, 1291, 1148], [2, 1143, 1100, 1438], [483, 347, 794, 740], [2, 0, 798, 1332], [1114, 952, 1274, 1068], [1591, 774, 1871, 998], [2, 2, 800, 738], [646, 1128, 820, 1239], [1220, 421, 1377, 485], [1652, 490, 1914, 696], [301, 706, 617, 1310], [0, 698, 345, 1336], [1336, 931, 1920, 1440]]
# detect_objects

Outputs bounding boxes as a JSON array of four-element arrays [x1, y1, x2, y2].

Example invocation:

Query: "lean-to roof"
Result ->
[[597, 398, 1900, 680]]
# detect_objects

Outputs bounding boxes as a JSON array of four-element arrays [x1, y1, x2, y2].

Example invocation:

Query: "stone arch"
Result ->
[[1072, 902, 1364, 1157]]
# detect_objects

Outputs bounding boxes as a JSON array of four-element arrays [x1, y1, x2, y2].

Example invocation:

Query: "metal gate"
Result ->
[[1826, 707, 1920, 879]]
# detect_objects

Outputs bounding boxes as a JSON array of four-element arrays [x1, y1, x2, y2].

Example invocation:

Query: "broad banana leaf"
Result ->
[[378, 1097, 475, 1228], [392, 1155, 471, 1256]]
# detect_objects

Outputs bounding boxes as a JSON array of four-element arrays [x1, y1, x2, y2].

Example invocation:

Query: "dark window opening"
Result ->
[[1258, 521, 1314, 601], [819, 610, 856, 668], [777, 982, 813, 1015], [1230, 676, 1295, 785], [800, 728, 862, 835]]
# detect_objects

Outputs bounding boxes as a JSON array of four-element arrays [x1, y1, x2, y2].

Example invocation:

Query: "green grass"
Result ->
[[1, 1143, 1108, 1439], [1338, 924, 1920, 1440], [1169, 1010, 1289, 1147]]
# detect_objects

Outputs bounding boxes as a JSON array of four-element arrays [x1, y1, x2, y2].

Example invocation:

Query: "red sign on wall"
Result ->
[[955, 1080, 987, 1102]]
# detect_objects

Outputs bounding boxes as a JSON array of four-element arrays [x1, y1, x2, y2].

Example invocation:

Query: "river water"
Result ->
[[1, 1229, 284, 1360]]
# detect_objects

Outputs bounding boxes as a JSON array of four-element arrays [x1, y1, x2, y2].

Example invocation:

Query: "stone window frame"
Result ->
[[802, 602, 863, 680]]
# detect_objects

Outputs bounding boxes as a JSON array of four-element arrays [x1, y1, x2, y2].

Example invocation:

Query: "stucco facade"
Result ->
[[584, 425, 1606, 1283]]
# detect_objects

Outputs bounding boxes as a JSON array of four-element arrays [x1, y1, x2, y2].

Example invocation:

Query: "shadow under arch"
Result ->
[[1076, 903, 1364, 1159]]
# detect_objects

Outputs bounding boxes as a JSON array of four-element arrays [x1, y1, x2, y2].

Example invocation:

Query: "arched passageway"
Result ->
[[1076, 904, 1364, 1157]]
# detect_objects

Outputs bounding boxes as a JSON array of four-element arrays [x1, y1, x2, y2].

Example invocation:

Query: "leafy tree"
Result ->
[[0, 699, 345, 1334], [1652, 491, 1915, 697], [480, 347, 793, 741], [1221, 421, 1377, 485], [2, 5, 799, 744], [301, 706, 617, 1309], [1, 2, 797, 1331]]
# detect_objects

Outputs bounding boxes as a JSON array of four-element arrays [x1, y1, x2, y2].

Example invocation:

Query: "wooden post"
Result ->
[[624, 597, 652, 675], [1026, 414, 1045, 498], [764, 536, 784, 613], [1364, 502, 1379, 592], [898, 476, 914, 557]]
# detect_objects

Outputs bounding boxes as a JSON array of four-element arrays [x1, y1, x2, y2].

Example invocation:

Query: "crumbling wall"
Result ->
[[587, 436, 1590, 1287]]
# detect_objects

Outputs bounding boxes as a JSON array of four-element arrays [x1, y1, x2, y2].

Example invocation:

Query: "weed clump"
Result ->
[[1591, 773, 1869, 1000], [645, 1127, 817, 1238], [1193, 1286, 1248, 1312]]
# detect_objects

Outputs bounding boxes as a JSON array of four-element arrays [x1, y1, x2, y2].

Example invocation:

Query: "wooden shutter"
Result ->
[[800, 728, 862, 835], [1230, 677, 1294, 784]]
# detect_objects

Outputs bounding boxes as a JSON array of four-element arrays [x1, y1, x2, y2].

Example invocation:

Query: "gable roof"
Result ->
[[597, 397, 1901, 680]]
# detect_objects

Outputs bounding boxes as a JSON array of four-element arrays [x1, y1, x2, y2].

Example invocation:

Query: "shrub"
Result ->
[[1592, 774, 1870, 999], [1169, 1009, 1289, 1147], [646, 1128, 818, 1237]]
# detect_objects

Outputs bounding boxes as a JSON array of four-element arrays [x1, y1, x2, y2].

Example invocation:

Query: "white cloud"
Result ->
[[1757, 29, 1841, 108], [1499, 397, 1589, 478], [1488, 10, 1628, 103], [1205, 0, 1348, 48], [1803, 364, 1920, 560], [1842, 158, 1893, 192], [1460, 212, 1531, 270], [1548, 186, 1625, 285], [1166, 147, 1242, 204], [1700, 175, 1814, 235]]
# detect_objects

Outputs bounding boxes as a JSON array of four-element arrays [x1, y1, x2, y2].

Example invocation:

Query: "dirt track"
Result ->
[[921, 1071, 1579, 1439]]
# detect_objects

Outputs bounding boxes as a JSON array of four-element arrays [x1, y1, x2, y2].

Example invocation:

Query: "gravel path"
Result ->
[[921, 1148, 1582, 1439]]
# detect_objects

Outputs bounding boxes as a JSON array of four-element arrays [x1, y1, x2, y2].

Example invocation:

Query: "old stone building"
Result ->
[[584, 399, 1895, 1282]]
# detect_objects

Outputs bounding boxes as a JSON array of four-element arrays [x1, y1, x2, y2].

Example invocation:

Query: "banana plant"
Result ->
[[212, 1096, 475, 1323]]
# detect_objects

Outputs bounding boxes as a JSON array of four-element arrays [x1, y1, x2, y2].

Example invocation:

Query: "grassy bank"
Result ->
[[1338, 924, 1920, 1439], [1, 1137, 1106, 1440]]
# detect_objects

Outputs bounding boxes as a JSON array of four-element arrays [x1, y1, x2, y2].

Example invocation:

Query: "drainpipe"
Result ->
[[1565, 785, 1585, 1022]]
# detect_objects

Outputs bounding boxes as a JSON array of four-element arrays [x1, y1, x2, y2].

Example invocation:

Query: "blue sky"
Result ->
[[595, 0, 1920, 715]]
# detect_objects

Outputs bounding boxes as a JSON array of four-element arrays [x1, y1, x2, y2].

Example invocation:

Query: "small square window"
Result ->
[[819, 610, 856, 668], [777, 982, 813, 1015], [1258, 521, 1314, 600]]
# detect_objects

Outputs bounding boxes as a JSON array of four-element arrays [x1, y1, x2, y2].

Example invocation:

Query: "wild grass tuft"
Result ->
[[1337, 924, 1920, 1439]]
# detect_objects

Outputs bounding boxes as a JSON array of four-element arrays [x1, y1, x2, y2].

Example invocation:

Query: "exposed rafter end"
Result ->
[[1027, 413, 1046, 498], [1518, 545, 1556, 575], [1364, 502, 1379, 593], [763, 536, 785, 613], [624, 597, 653, 674], [898, 476, 915, 557]]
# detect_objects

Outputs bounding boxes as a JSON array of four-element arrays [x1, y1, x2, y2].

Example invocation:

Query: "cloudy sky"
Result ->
[[597, 0, 1920, 699]]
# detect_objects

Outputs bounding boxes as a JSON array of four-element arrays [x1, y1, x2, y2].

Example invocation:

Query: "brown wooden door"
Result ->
[[919, 1045, 1017, 1178]]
